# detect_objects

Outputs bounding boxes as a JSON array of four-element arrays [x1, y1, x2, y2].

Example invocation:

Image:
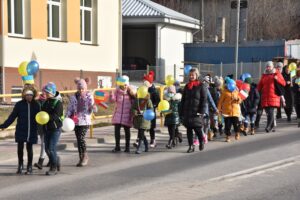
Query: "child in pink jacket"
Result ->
[[110, 76, 136, 153]]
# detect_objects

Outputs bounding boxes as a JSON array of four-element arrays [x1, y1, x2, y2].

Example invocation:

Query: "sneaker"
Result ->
[[150, 140, 157, 148], [235, 133, 240, 140], [193, 139, 199, 146], [225, 136, 231, 142]]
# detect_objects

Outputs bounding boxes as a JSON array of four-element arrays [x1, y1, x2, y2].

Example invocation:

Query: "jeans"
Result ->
[[244, 113, 257, 129], [44, 128, 61, 167]]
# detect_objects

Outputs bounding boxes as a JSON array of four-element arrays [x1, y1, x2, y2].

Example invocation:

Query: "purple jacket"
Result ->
[[67, 92, 94, 126], [111, 88, 134, 127]]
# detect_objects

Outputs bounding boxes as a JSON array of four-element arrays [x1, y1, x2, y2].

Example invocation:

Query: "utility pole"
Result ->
[[201, 0, 204, 42], [235, 0, 241, 80]]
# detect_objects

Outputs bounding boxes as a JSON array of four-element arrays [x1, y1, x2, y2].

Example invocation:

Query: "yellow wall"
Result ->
[[3, 0, 8, 35], [67, 0, 80, 43], [31, 0, 47, 39]]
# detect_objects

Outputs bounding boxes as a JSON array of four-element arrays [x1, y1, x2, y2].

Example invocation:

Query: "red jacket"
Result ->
[[257, 70, 286, 108]]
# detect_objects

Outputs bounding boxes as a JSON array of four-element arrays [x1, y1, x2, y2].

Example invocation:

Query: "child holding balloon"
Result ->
[[131, 87, 154, 154], [0, 85, 40, 174], [217, 79, 242, 142], [67, 78, 94, 167], [164, 85, 181, 149], [42, 82, 63, 175], [110, 75, 136, 153]]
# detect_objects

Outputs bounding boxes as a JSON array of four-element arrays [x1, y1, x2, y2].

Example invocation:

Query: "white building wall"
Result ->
[[160, 25, 193, 81], [3, 0, 120, 73]]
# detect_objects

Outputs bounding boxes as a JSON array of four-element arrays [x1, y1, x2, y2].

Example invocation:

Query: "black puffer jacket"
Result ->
[[293, 77, 300, 104], [42, 92, 63, 131], [0, 100, 40, 143], [282, 68, 294, 108], [180, 82, 207, 128], [241, 83, 260, 114]]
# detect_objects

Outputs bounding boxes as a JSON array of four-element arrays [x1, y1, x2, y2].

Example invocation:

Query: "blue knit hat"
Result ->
[[44, 82, 56, 96]]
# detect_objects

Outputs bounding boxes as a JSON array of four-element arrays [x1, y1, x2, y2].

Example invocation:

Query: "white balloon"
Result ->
[[62, 118, 75, 132]]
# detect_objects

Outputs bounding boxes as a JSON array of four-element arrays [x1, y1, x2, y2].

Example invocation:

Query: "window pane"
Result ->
[[84, 0, 92, 8], [51, 0, 60, 2], [52, 5, 60, 38], [80, 0, 83, 6], [14, 0, 23, 34], [84, 10, 91, 41], [8, 0, 11, 33], [80, 10, 82, 40]]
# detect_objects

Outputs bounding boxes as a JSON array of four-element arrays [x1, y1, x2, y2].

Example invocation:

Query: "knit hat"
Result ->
[[265, 61, 274, 69], [44, 82, 57, 96], [276, 62, 284, 70], [167, 85, 176, 94], [143, 71, 155, 84], [119, 75, 129, 85], [74, 77, 90, 90]]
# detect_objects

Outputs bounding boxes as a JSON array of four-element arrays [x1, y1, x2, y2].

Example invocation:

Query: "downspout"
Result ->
[[118, 0, 122, 76], [157, 21, 167, 82], [1, 0, 5, 96]]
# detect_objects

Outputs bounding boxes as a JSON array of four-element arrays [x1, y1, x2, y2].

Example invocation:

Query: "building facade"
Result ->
[[0, 0, 121, 98]]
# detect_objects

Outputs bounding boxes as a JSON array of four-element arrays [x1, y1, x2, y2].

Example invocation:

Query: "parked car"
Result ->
[[122, 57, 151, 70]]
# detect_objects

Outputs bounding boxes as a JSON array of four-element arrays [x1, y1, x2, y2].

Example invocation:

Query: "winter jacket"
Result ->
[[241, 83, 260, 114], [0, 99, 40, 143], [209, 85, 221, 113], [164, 94, 181, 126], [42, 92, 64, 131], [110, 88, 134, 127], [180, 82, 207, 128], [217, 89, 242, 117], [257, 69, 286, 108], [67, 91, 94, 126], [131, 97, 153, 130], [282, 69, 294, 108], [293, 77, 300, 105], [148, 84, 160, 129]]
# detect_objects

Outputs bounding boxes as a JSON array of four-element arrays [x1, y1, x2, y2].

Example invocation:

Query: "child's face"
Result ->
[[189, 72, 197, 81]]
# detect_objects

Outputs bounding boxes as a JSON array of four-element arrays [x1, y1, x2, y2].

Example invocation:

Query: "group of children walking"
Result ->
[[1, 61, 299, 175]]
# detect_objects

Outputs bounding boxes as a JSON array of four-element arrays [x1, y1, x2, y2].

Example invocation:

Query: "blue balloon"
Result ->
[[27, 60, 39, 75], [227, 82, 236, 92], [143, 109, 155, 121], [227, 78, 235, 84], [184, 65, 192, 75]]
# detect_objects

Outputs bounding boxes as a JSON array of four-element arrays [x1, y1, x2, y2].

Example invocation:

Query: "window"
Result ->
[[47, 0, 61, 40], [80, 0, 93, 43], [7, 0, 25, 36]]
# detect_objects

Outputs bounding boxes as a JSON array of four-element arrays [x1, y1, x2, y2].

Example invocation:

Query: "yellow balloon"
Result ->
[[18, 61, 28, 76], [35, 111, 50, 125], [137, 86, 148, 98], [158, 100, 170, 112], [165, 75, 175, 86], [289, 62, 297, 71]]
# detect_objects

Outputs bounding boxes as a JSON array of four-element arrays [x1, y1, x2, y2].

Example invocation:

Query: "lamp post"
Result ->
[[234, 0, 241, 80]]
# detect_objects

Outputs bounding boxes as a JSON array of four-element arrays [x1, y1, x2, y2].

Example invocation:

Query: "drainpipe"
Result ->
[[1, 0, 5, 96], [118, 0, 122, 76], [157, 23, 167, 82]]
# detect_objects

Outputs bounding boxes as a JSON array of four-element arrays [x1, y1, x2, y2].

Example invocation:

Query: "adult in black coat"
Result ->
[[292, 69, 300, 127], [0, 86, 40, 174], [282, 66, 294, 121], [180, 68, 207, 153]]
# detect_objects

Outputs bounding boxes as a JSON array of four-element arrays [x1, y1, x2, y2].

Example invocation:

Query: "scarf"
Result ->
[[187, 80, 200, 90]]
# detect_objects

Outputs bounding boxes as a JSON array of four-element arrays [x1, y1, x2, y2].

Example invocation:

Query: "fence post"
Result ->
[[259, 61, 262, 80], [220, 62, 223, 77], [240, 62, 243, 76]]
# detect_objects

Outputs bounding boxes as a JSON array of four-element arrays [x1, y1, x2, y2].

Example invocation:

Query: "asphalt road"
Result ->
[[0, 122, 299, 200]]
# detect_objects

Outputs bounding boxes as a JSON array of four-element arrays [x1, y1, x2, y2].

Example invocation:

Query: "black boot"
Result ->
[[144, 137, 149, 152], [124, 140, 130, 153], [135, 140, 143, 154], [112, 146, 121, 153], [16, 162, 23, 174], [199, 142, 204, 151], [46, 165, 57, 176], [57, 156, 61, 172], [166, 139, 173, 149], [187, 145, 195, 153], [25, 165, 33, 175], [287, 115, 291, 122], [34, 158, 44, 170]]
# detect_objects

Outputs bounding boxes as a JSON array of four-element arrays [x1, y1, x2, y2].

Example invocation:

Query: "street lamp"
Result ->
[[235, 0, 241, 80]]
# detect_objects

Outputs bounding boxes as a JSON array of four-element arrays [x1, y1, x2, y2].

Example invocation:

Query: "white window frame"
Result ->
[[47, 0, 62, 41], [80, 0, 93, 44], [8, 0, 25, 37]]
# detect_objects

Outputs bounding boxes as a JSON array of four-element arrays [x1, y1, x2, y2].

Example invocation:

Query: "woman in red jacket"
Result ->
[[257, 61, 286, 132]]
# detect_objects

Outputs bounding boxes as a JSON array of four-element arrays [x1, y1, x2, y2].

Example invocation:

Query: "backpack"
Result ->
[[51, 99, 65, 122]]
